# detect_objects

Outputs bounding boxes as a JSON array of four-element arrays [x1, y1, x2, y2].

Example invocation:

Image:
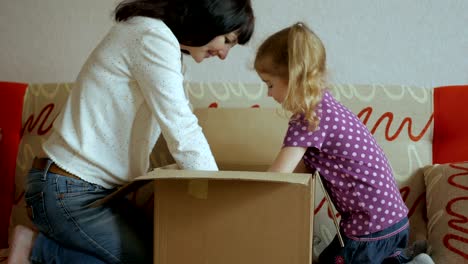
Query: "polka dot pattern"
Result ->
[[283, 91, 408, 236]]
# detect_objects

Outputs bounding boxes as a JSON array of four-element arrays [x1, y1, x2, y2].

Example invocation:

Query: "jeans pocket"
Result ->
[[25, 192, 53, 235], [25, 170, 47, 197], [56, 178, 115, 213], [58, 177, 109, 197]]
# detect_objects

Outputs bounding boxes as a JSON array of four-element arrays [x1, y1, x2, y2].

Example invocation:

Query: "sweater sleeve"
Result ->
[[130, 27, 218, 171]]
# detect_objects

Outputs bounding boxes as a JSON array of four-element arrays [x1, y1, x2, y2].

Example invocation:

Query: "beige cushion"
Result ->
[[424, 162, 468, 264], [9, 83, 73, 242]]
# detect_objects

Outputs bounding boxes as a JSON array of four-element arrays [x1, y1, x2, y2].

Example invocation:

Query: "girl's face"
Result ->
[[257, 71, 289, 104], [180, 31, 238, 63]]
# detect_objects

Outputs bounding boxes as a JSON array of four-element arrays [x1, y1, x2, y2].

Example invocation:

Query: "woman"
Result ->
[[9, 0, 254, 263]]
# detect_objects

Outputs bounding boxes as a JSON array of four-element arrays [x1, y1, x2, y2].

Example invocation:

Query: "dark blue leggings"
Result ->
[[319, 217, 411, 264]]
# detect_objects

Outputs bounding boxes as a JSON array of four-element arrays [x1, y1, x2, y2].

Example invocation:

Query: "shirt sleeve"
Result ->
[[283, 114, 326, 151], [130, 27, 218, 171]]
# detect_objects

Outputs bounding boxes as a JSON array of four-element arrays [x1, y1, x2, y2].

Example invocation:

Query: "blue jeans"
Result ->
[[319, 217, 410, 264], [25, 160, 153, 264]]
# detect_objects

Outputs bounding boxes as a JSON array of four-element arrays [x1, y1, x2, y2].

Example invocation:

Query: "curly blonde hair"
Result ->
[[254, 22, 327, 130]]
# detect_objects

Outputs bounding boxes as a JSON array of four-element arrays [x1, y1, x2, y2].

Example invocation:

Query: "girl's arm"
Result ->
[[268, 146, 307, 173]]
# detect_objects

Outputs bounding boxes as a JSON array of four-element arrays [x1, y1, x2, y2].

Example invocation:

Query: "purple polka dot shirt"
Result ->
[[283, 91, 408, 236]]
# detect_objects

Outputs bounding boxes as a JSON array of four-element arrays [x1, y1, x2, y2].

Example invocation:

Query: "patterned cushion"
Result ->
[[424, 162, 468, 264]]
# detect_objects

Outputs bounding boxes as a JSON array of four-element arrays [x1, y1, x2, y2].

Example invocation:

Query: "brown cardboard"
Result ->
[[145, 109, 316, 263], [93, 166, 316, 263], [195, 108, 288, 170], [139, 166, 315, 264], [95, 108, 319, 263]]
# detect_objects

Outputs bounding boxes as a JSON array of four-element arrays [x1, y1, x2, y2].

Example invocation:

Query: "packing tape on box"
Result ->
[[188, 179, 209, 199]]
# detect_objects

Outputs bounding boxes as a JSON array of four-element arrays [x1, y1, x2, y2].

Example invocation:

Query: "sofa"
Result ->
[[1, 81, 467, 263]]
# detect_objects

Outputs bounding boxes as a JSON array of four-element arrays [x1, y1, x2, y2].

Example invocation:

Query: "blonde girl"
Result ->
[[254, 22, 426, 263]]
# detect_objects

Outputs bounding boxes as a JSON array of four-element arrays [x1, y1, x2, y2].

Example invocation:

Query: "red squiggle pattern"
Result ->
[[207, 102, 261, 108], [442, 164, 468, 259], [13, 191, 24, 205], [399, 187, 427, 221], [20, 103, 57, 137], [314, 197, 327, 215], [207, 103, 435, 141], [358, 107, 433, 142], [207, 103, 434, 142], [15, 104, 432, 225], [14, 104, 57, 204]]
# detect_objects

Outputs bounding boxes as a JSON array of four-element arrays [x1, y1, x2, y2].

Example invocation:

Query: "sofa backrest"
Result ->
[[10, 82, 433, 257]]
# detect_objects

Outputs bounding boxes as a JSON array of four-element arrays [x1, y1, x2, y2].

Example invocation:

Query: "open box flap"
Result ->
[[135, 165, 312, 185], [315, 171, 344, 247], [89, 164, 312, 208], [194, 108, 289, 168]]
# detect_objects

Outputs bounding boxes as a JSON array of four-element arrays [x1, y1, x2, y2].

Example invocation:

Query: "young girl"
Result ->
[[9, 0, 254, 263], [254, 22, 417, 263]]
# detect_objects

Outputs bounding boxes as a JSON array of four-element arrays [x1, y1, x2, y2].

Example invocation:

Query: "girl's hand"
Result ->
[[268, 146, 307, 173]]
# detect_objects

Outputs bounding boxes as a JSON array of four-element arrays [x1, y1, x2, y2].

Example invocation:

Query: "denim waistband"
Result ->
[[346, 217, 409, 242], [38, 158, 54, 181]]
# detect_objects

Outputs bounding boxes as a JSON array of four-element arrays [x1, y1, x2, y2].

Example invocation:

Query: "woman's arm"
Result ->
[[268, 146, 307, 173], [131, 26, 218, 171]]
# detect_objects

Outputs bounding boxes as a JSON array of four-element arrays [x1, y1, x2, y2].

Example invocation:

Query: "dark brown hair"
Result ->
[[115, 0, 254, 46]]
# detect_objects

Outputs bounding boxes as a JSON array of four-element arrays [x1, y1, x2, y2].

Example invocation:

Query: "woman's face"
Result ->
[[180, 31, 238, 63]]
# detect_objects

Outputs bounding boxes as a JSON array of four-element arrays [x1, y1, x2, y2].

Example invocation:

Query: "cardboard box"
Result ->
[[96, 109, 319, 263], [97, 165, 316, 264], [138, 165, 316, 264]]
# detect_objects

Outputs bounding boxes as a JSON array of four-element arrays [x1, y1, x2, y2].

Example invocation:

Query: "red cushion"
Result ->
[[0, 82, 28, 248], [433, 85, 468, 164]]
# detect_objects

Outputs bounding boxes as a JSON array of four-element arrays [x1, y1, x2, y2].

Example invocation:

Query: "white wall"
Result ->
[[1, 0, 467, 87]]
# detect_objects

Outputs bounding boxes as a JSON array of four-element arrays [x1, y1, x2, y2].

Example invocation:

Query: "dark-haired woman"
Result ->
[[9, 0, 254, 263]]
